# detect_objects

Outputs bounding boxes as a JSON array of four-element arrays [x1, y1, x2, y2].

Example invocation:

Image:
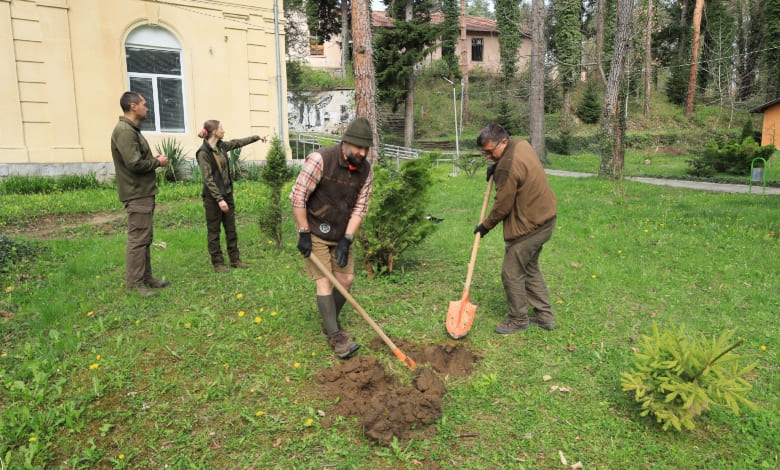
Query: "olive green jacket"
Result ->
[[196, 136, 260, 201], [110, 116, 160, 202]]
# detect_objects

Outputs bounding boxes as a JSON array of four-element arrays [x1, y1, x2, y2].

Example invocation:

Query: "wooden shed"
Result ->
[[749, 98, 780, 147]]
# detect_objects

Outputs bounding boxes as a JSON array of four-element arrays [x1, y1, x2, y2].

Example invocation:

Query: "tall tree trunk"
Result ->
[[596, 0, 606, 83], [685, 0, 705, 114], [404, 0, 414, 147], [351, 0, 379, 163], [643, 0, 652, 116], [530, 0, 546, 162], [460, 0, 469, 123], [341, 0, 349, 77], [598, 0, 634, 179]]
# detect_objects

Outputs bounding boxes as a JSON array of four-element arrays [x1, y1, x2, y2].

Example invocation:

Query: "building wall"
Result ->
[[761, 103, 779, 148], [0, 0, 288, 180]]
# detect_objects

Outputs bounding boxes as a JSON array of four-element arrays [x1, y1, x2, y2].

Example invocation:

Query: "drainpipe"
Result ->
[[274, 0, 284, 142]]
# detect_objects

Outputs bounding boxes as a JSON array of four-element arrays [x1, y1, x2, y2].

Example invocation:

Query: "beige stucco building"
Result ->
[[1, 0, 288, 181]]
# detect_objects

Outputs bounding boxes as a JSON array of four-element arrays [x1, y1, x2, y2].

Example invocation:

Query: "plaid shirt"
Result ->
[[289, 150, 373, 219]]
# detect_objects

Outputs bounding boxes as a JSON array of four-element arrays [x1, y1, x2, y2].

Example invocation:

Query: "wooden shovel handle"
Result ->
[[463, 177, 493, 292]]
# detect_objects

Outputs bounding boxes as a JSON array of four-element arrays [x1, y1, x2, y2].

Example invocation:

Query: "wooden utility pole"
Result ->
[[351, 0, 379, 162]]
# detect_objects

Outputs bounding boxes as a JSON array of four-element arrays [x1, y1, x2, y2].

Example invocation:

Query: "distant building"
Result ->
[[1, 0, 288, 181], [749, 98, 780, 148], [288, 11, 532, 76]]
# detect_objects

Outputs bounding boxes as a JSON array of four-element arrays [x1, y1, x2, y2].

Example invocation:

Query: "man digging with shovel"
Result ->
[[474, 124, 558, 334], [290, 117, 374, 358]]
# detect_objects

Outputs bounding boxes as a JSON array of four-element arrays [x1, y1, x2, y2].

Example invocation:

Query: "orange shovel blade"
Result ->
[[446, 299, 477, 339]]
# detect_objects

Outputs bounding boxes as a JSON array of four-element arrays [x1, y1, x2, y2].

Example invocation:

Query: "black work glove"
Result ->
[[335, 236, 352, 267], [297, 231, 312, 257], [486, 163, 496, 182], [474, 223, 490, 238]]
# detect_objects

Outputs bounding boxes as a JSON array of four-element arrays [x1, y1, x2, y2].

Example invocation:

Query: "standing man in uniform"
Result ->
[[474, 124, 558, 334], [110, 91, 170, 298], [290, 117, 374, 358]]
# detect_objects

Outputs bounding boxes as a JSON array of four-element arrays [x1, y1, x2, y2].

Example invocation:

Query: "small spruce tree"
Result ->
[[259, 136, 294, 248], [577, 81, 601, 124]]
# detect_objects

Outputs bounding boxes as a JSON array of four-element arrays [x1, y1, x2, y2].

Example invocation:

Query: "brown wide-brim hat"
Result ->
[[342, 117, 373, 148]]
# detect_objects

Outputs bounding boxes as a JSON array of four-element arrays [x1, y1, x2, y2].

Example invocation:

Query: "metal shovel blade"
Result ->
[[446, 299, 476, 339]]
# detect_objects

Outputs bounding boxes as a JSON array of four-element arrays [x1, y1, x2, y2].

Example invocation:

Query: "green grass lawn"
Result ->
[[1, 170, 778, 469]]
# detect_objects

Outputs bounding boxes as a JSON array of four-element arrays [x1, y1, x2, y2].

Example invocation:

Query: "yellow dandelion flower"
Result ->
[[29, 437, 37, 442], [238, 311, 245, 317], [89, 363, 99, 370], [254, 317, 262, 323], [1, 353, 7, 358], [285, 265, 290, 269], [591, 274, 597, 279], [569, 333, 574, 337], [96, 355, 101, 360], [617, 250, 622, 254], [223, 363, 229, 368], [256, 410, 265, 416], [184, 322, 191, 328], [256, 335, 263, 340], [294, 362, 300, 368], [268, 240, 273, 244], [135, 320, 140, 325], [556, 299, 563, 304], [311, 352, 316, 357], [259, 307, 265, 312], [761, 345, 767, 351], [96, 275, 101, 279], [5, 286, 13, 293], [113, 317, 118, 321], [237, 293, 243, 299], [304, 418, 313, 427], [86, 311, 94, 317], [644, 229, 649, 233], [119, 454, 125, 460], [271, 311, 277, 316]]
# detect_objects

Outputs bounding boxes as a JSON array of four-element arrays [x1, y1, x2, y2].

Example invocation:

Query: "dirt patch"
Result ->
[[3, 211, 124, 240], [314, 341, 479, 445]]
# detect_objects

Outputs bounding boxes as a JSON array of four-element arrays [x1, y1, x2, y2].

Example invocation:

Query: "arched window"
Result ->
[[125, 26, 186, 133]]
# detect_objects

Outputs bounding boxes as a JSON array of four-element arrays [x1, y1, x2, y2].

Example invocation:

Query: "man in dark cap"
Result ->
[[289, 117, 374, 358]]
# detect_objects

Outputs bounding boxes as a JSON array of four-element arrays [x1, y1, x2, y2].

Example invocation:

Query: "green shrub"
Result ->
[[154, 137, 189, 182], [687, 137, 776, 177], [455, 152, 488, 178], [357, 153, 436, 277], [259, 136, 294, 248], [621, 324, 756, 431], [0, 236, 37, 272], [229, 147, 246, 181], [0, 173, 102, 195]]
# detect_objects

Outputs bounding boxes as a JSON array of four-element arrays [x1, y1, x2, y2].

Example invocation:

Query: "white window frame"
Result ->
[[125, 26, 187, 134]]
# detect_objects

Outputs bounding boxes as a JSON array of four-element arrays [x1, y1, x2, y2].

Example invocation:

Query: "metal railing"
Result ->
[[289, 131, 458, 170]]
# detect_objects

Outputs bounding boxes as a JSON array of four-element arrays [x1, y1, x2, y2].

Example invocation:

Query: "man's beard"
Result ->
[[345, 148, 363, 168]]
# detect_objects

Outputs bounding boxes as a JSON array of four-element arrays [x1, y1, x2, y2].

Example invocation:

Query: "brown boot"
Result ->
[[214, 264, 229, 273], [126, 284, 160, 298], [230, 260, 250, 269], [328, 330, 360, 359], [145, 277, 171, 289]]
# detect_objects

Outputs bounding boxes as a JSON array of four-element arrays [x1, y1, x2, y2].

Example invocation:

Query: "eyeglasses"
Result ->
[[482, 140, 505, 157]]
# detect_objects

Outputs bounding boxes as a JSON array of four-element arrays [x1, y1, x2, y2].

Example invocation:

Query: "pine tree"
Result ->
[[496, 0, 522, 80], [578, 80, 601, 124], [552, 0, 583, 116]]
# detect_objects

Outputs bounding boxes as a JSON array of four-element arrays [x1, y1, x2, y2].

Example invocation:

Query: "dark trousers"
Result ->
[[501, 216, 556, 323], [203, 193, 239, 266], [125, 196, 155, 288]]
